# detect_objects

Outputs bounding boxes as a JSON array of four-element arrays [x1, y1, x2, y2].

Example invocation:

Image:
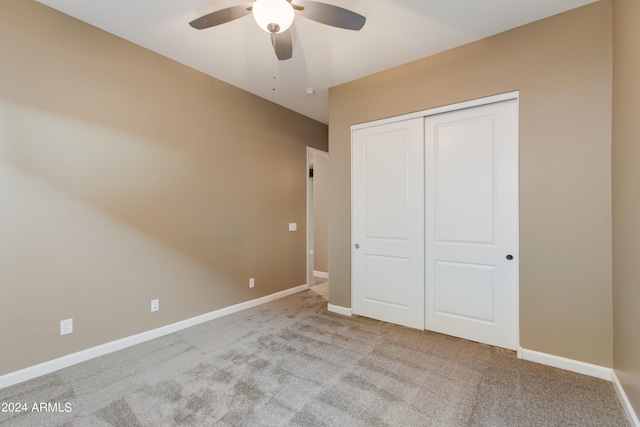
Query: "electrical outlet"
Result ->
[[151, 299, 159, 312], [60, 318, 73, 336], [289, 223, 297, 231], [249, 278, 255, 288]]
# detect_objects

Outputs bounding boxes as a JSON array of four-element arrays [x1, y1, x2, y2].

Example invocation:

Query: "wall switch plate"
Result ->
[[60, 318, 73, 336], [289, 223, 297, 231], [249, 278, 255, 288], [151, 299, 159, 312]]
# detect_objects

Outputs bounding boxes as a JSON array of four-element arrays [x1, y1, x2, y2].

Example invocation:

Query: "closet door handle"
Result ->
[[506, 254, 514, 260], [355, 244, 360, 249]]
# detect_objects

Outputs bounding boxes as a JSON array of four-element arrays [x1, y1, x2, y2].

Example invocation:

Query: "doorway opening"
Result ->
[[306, 147, 329, 291]]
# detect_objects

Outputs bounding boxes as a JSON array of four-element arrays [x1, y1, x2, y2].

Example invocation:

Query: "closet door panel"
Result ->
[[352, 118, 424, 330]]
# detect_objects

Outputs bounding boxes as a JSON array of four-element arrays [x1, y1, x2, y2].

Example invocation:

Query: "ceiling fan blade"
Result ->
[[293, 0, 365, 31], [189, 5, 251, 30], [271, 30, 293, 60]]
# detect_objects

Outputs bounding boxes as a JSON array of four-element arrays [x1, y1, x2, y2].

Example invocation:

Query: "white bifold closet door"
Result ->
[[351, 118, 425, 330]]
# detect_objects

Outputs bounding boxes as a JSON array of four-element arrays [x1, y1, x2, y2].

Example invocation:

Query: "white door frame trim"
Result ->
[[351, 91, 519, 131]]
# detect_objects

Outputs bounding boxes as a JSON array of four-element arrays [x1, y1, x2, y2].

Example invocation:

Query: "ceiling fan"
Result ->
[[189, 0, 366, 60]]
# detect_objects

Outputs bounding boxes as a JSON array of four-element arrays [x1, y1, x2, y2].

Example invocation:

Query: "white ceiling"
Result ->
[[35, 0, 597, 124]]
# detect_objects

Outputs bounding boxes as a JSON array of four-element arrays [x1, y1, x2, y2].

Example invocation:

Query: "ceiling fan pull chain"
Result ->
[[271, 32, 278, 91], [272, 59, 277, 91]]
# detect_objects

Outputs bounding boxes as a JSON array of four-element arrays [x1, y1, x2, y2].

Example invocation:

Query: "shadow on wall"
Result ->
[[0, 98, 316, 375], [0, 101, 303, 291]]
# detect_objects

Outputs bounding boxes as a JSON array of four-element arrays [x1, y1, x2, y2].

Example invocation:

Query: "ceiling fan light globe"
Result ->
[[252, 0, 294, 34]]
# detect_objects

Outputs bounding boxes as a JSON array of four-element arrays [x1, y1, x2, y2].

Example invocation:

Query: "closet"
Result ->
[[351, 94, 519, 350]]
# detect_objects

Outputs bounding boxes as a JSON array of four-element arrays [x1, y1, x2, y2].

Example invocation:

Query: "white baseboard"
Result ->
[[612, 371, 640, 427], [518, 347, 612, 381], [312, 270, 329, 279], [517, 347, 640, 423], [327, 303, 352, 317], [0, 284, 309, 390]]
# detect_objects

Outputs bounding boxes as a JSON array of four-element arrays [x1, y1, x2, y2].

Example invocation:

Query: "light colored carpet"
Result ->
[[0, 283, 629, 426]]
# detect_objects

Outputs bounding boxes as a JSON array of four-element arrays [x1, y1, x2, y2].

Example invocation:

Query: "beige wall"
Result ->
[[329, 1, 613, 367], [0, 0, 327, 375], [612, 0, 640, 416], [312, 153, 329, 273]]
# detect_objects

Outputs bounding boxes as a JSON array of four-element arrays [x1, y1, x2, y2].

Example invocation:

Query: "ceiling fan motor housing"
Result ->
[[253, 0, 295, 33]]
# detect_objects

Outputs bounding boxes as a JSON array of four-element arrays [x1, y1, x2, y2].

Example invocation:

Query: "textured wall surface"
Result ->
[[0, 0, 327, 375], [612, 0, 640, 418], [329, 2, 613, 367]]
